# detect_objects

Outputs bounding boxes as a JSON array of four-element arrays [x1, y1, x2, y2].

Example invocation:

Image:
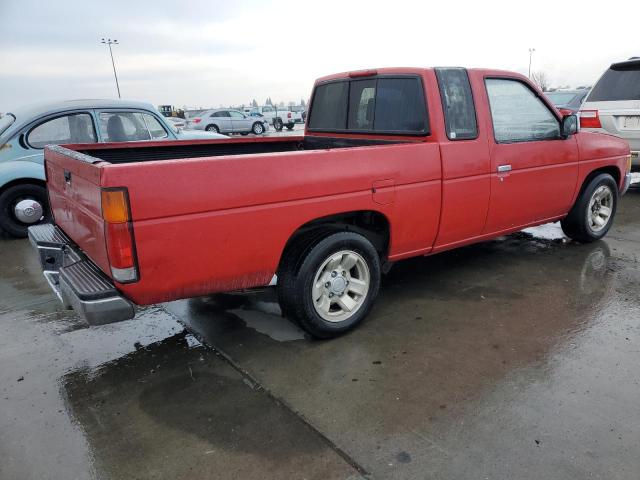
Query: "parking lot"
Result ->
[[1, 188, 638, 480]]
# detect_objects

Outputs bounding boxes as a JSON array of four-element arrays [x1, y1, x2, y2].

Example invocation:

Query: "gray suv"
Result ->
[[580, 57, 640, 171], [186, 109, 269, 135]]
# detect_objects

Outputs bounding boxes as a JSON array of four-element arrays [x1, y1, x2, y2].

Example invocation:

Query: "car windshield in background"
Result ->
[[546, 92, 577, 106], [0, 113, 16, 136], [588, 62, 640, 101]]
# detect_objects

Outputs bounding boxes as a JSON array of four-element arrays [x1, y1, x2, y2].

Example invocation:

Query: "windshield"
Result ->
[[588, 64, 640, 101], [0, 113, 16, 137], [545, 92, 577, 106]]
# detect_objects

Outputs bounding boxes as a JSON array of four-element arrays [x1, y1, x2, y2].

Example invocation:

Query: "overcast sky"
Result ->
[[0, 0, 637, 111]]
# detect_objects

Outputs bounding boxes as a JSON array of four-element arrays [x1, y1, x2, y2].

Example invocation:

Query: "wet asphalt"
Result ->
[[1, 187, 639, 480]]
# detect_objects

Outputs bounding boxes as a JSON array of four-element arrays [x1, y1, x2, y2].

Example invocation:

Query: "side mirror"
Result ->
[[561, 114, 578, 138]]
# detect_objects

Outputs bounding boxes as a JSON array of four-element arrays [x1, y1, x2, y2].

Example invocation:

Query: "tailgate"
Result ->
[[45, 145, 111, 277]]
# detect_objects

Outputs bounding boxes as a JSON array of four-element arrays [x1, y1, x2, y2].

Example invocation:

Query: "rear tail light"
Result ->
[[287, 112, 292, 119], [579, 110, 602, 128], [101, 188, 138, 283], [192, 117, 201, 124]]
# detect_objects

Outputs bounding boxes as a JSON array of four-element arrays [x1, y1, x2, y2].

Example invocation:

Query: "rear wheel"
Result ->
[[286, 123, 294, 130], [277, 231, 381, 338], [0, 183, 51, 238], [205, 124, 219, 133], [561, 173, 618, 243]]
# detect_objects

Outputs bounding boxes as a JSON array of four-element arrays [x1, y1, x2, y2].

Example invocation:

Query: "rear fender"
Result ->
[[0, 160, 46, 190]]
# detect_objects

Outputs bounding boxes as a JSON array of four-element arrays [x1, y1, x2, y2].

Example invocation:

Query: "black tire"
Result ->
[[561, 173, 618, 243], [273, 118, 284, 132], [286, 123, 294, 130], [205, 124, 219, 133], [277, 231, 381, 338], [252, 122, 265, 135], [0, 183, 51, 238]]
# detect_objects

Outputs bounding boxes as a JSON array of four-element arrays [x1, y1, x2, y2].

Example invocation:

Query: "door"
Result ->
[[432, 68, 492, 249], [211, 111, 232, 132], [483, 78, 579, 233], [229, 110, 251, 132]]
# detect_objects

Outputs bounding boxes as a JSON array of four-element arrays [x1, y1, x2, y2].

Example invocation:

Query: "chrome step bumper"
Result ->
[[28, 224, 135, 326]]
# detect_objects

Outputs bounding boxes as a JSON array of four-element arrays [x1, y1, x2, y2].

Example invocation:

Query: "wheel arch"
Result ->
[[277, 210, 391, 273], [0, 177, 47, 194], [576, 166, 622, 201]]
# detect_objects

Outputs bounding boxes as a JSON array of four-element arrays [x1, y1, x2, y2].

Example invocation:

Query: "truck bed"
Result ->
[[74, 135, 408, 164]]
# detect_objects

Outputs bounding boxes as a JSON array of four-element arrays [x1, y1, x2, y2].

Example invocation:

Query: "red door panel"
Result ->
[[484, 138, 579, 233]]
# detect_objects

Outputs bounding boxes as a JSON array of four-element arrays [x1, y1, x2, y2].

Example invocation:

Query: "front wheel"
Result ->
[[273, 118, 284, 132], [277, 232, 381, 338], [252, 122, 265, 135], [561, 173, 618, 243], [0, 183, 51, 238]]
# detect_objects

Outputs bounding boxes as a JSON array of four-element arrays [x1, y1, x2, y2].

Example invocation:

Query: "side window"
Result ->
[[348, 80, 376, 130], [308, 81, 349, 130], [262, 106, 274, 113], [141, 113, 168, 139], [229, 111, 244, 118], [435, 68, 478, 140], [27, 113, 97, 148], [99, 112, 152, 142], [486, 79, 560, 143]]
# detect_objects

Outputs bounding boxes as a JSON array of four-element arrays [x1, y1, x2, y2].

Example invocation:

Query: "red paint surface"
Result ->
[[45, 68, 630, 305]]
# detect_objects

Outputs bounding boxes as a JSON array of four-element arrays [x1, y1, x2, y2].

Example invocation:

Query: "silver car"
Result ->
[[580, 57, 640, 171], [187, 108, 269, 135]]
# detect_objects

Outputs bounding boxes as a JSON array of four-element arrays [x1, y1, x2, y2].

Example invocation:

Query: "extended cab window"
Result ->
[[435, 68, 478, 140], [309, 76, 428, 134], [486, 79, 560, 143], [27, 113, 97, 148]]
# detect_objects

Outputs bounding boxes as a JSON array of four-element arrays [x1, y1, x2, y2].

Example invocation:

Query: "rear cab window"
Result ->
[[308, 75, 429, 135]]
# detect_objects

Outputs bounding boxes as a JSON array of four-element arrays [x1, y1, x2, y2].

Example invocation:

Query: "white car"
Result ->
[[248, 105, 296, 131], [580, 57, 640, 171]]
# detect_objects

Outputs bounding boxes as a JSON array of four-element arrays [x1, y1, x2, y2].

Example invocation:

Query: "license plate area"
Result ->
[[622, 116, 640, 130]]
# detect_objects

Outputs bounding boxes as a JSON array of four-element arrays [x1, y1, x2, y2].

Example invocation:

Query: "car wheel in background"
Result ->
[[0, 183, 52, 238], [273, 118, 284, 132], [205, 124, 219, 133], [561, 173, 618, 243], [252, 122, 265, 135], [286, 123, 294, 130], [277, 231, 381, 338]]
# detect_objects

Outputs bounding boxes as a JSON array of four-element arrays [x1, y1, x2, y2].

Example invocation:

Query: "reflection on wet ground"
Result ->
[[1, 191, 639, 479]]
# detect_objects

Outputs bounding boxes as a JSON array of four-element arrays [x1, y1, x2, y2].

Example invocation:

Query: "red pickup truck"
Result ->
[[29, 67, 632, 338]]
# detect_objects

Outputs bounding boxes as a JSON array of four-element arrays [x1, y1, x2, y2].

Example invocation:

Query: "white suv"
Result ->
[[580, 57, 640, 171]]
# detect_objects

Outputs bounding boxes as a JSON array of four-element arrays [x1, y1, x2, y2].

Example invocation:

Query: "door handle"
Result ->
[[497, 165, 512, 173], [64, 170, 72, 184]]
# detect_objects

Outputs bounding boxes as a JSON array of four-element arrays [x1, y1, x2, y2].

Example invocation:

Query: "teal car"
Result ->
[[0, 99, 226, 237]]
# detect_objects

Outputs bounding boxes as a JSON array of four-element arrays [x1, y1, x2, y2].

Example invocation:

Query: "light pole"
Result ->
[[528, 48, 536, 78], [101, 38, 121, 98]]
